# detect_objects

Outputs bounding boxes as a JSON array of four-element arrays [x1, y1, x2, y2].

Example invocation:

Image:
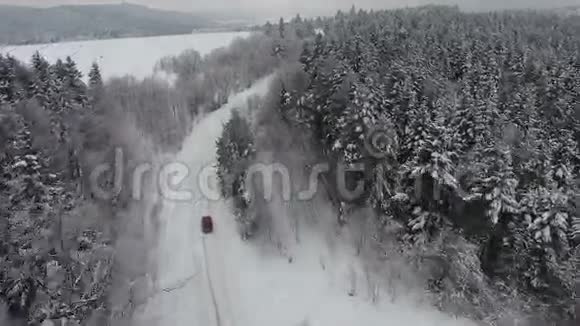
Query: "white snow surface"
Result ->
[[136, 76, 478, 326], [1, 32, 249, 82]]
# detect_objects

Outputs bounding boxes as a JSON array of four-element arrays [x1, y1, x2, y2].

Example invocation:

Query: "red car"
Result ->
[[201, 216, 214, 234]]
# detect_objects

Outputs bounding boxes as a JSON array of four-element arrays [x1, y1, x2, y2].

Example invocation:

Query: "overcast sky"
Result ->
[[0, 0, 577, 17]]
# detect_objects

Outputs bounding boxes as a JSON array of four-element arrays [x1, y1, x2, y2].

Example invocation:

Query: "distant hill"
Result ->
[[0, 3, 220, 45]]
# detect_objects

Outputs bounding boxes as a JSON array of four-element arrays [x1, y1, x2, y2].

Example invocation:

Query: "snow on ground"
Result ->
[[135, 76, 479, 326], [1, 32, 249, 82]]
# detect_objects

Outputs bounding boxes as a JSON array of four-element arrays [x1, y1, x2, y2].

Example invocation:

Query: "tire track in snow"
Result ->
[[203, 236, 223, 326]]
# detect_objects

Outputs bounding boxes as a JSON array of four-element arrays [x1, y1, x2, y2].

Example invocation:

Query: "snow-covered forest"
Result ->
[[216, 5, 580, 325], [1, 3, 579, 326], [0, 32, 282, 325]]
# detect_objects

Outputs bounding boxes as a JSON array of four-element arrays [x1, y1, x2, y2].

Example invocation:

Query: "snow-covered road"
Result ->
[[136, 76, 478, 326]]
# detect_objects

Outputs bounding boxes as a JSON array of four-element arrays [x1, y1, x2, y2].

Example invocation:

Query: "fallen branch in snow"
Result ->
[[71, 296, 99, 305], [161, 273, 199, 293]]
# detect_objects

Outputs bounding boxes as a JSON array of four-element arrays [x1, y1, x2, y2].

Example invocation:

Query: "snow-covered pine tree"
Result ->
[[381, 69, 409, 141], [0, 115, 52, 318], [451, 78, 477, 153], [216, 109, 255, 199], [400, 92, 429, 164], [279, 17, 286, 39], [330, 78, 388, 164], [367, 117, 400, 217], [479, 145, 520, 226], [53, 58, 67, 81], [88, 62, 103, 91], [572, 217, 580, 247], [216, 109, 257, 238], [313, 32, 326, 59], [516, 185, 575, 300], [318, 60, 351, 156], [447, 39, 467, 81], [299, 41, 314, 72], [521, 187, 571, 254], [0, 55, 17, 105], [0, 101, 109, 323], [64, 56, 87, 106], [398, 94, 459, 241], [547, 128, 577, 190], [29, 52, 53, 107], [51, 58, 74, 114]]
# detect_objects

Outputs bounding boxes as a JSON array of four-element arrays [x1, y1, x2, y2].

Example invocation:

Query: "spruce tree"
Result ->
[[64, 56, 87, 105], [88, 62, 104, 102], [0, 55, 16, 104], [88, 62, 103, 90], [29, 52, 53, 107], [279, 17, 285, 39], [53, 58, 67, 81], [216, 110, 256, 237], [0, 115, 50, 318], [216, 110, 255, 199]]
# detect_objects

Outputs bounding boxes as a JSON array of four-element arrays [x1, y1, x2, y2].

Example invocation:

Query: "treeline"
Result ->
[[155, 32, 301, 115], [0, 52, 122, 325], [216, 110, 258, 239], [214, 17, 311, 238], [0, 50, 176, 325], [218, 6, 580, 325]]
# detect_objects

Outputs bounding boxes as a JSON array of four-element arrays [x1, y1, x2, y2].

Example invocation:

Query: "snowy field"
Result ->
[[0, 32, 249, 82]]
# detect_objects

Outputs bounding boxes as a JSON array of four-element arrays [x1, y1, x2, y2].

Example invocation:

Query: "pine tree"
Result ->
[[572, 217, 580, 246], [299, 42, 313, 72], [279, 17, 286, 39], [516, 185, 574, 300], [0, 55, 17, 104], [52, 59, 74, 114], [0, 115, 51, 318], [403, 97, 459, 240], [29, 52, 53, 107], [88, 62, 103, 90], [451, 79, 477, 152], [479, 146, 520, 225], [64, 56, 87, 106], [88, 62, 104, 102], [318, 61, 351, 156], [330, 79, 388, 164], [53, 59, 67, 81], [216, 110, 255, 199], [216, 110, 256, 238]]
